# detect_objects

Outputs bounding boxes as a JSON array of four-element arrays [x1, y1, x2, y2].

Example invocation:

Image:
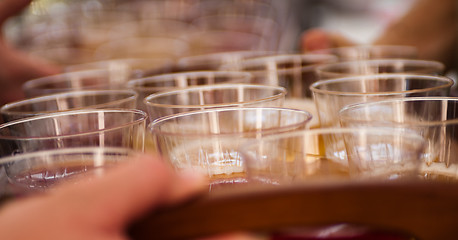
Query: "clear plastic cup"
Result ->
[[150, 107, 312, 190], [109, 19, 196, 39], [310, 74, 454, 128], [316, 59, 445, 80], [241, 127, 426, 184], [339, 97, 458, 182], [223, 53, 337, 98], [176, 50, 277, 72], [310, 45, 418, 61], [127, 71, 253, 113], [0, 109, 147, 157], [143, 83, 286, 121], [0, 90, 138, 122], [23, 69, 130, 98], [0, 147, 138, 194], [65, 58, 174, 79], [184, 30, 271, 56], [221, 53, 337, 129]]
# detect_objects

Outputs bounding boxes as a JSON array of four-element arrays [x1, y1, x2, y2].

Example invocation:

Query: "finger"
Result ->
[[166, 168, 210, 204], [50, 154, 207, 229], [0, 42, 61, 79], [301, 28, 355, 52], [301, 29, 333, 52], [0, 44, 61, 104], [0, 0, 32, 25]]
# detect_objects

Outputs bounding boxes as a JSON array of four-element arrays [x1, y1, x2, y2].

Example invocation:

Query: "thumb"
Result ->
[[0, 0, 32, 26], [51, 154, 207, 230]]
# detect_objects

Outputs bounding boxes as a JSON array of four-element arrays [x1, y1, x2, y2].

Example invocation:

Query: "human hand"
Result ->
[[300, 28, 356, 52], [0, 0, 61, 105], [0, 154, 207, 240]]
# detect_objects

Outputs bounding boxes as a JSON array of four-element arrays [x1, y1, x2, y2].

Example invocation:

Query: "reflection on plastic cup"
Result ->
[[0, 109, 147, 158], [0, 147, 137, 194], [144, 83, 286, 121], [340, 97, 458, 182], [150, 107, 312, 191], [0, 90, 138, 122], [310, 74, 453, 128]]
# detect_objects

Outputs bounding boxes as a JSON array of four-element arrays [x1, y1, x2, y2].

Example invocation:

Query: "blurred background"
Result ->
[[2, 0, 418, 63]]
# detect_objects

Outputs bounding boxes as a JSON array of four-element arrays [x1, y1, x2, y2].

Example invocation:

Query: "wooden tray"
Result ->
[[129, 181, 458, 240]]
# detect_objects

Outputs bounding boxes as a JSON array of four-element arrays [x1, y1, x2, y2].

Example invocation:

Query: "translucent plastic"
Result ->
[[0, 109, 147, 157], [127, 71, 252, 113], [241, 127, 426, 184], [310, 74, 453, 127], [316, 59, 445, 80], [150, 107, 312, 190], [1, 90, 138, 122], [340, 97, 458, 181], [0, 147, 137, 193], [144, 83, 286, 120]]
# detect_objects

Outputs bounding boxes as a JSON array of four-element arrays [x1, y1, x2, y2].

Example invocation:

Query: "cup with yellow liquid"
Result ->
[[240, 127, 426, 185], [149, 107, 312, 191]]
